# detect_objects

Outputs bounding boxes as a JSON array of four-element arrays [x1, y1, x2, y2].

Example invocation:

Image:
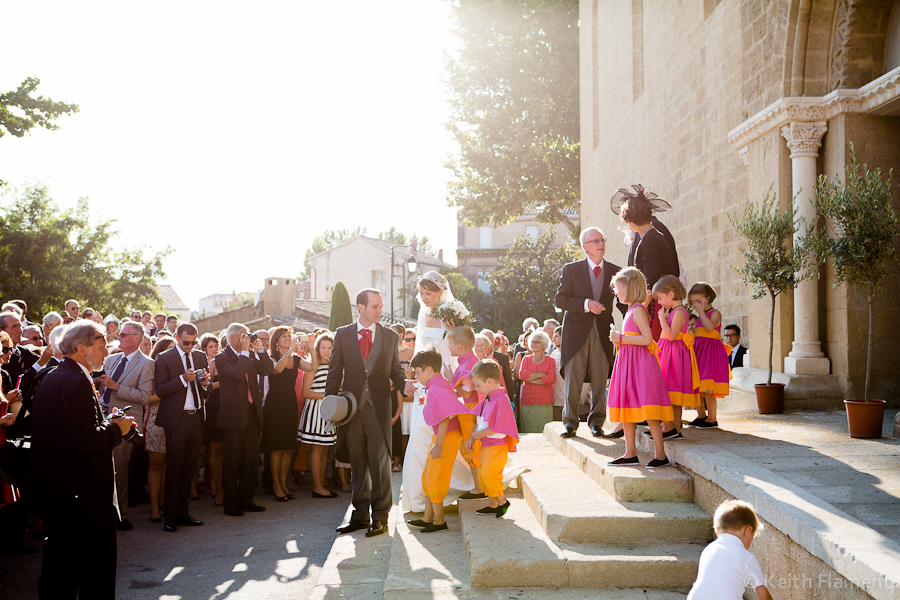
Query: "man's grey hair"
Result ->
[[1, 303, 22, 317], [480, 329, 495, 343], [122, 321, 145, 337], [543, 318, 559, 329], [0, 311, 19, 332], [42, 311, 63, 327], [225, 322, 249, 349], [59, 320, 105, 356], [49, 324, 69, 351], [579, 226, 604, 245], [522, 317, 539, 331]]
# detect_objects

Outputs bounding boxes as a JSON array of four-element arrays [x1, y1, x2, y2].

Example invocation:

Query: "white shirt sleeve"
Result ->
[[584, 299, 591, 312], [744, 555, 766, 589]]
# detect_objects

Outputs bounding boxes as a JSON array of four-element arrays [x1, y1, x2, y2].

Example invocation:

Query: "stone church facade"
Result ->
[[581, 0, 900, 403]]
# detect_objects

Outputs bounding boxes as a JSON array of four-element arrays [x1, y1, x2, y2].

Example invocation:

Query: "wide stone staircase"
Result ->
[[382, 422, 714, 598]]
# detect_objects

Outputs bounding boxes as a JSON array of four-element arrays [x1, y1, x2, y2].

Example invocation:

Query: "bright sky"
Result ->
[[0, 0, 459, 312]]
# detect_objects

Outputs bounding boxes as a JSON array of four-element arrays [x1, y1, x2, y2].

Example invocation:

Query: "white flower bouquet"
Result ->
[[430, 299, 473, 330]]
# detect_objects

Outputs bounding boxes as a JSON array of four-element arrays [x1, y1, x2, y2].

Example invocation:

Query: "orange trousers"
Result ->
[[478, 444, 508, 498], [422, 430, 463, 503], [458, 408, 481, 468]]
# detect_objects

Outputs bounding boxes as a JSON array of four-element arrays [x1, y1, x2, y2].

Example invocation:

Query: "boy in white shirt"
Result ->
[[688, 500, 773, 600]]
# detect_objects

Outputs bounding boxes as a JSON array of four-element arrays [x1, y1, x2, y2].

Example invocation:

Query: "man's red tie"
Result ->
[[593, 265, 601, 278], [359, 328, 372, 359]]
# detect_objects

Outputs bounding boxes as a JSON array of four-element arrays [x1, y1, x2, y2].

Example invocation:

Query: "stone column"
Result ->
[[781, 121, 831, 375]]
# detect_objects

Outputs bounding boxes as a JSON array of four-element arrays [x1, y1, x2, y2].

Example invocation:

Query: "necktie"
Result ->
[[184, 352, 200, 407], [593, 265, 601, 279], [359, 328, 372, 359], [102, 356, 128, 406]]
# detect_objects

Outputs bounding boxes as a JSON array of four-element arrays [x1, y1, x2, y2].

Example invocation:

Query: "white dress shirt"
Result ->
[[177, 345, 198, 410], [357, 320, 376, 347]]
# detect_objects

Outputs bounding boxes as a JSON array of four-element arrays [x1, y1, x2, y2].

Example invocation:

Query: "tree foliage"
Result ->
[[806, 144, 898, 400], [0, 77, 79, 139], [728, 187, 812, 384], [225, 292, 256, 311], [328, 282, 354, 331], [444, 0, 580, 237], [0, 182, 171, 319]]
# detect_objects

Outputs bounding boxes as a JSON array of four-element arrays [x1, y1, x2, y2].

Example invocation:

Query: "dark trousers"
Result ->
[[346, 401, 391, 522], [562, 328, 609, 430], [163, 411, 203, 522], [222, 408, 259, 509], [40, 520, 117, 599]]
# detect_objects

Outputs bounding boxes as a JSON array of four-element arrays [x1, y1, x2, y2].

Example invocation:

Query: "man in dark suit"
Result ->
[[97, 321, 155, 531], [0, 310, 51, 395], [215, 322, 274, 516], [154, 323, 209, 532], [30, 320, 134, 600], [555, 227, 624, 439], [724, 324, 748, 368], [326, 289, 412, 538]]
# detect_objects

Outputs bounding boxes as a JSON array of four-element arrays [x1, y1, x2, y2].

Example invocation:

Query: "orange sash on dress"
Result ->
[[693, 328, 733, 381], [623, 331, 660, 363], [676, 332, 701, 390]]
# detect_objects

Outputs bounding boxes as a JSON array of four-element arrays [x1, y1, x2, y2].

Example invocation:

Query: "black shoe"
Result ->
[[693, 420, 718, 429], [636, 421, 648, 426], [275, 495, 290, 502], [601, 429, 624, 439], [407, 519, 432, 528], [459, 491, 487, 500], [164, 522, 177, 532], [688, 417, 707, 426], [663, 429, 684, 440], [175, 517, 203, 526], [366, 520, 388, 537], [609, 456, 640, 466], [559, 427, 576, 438], [224, 507, 245, 517], [494, 500, 510, 518], [421, 522, 448, 533], [646, 457, 671, 469], [475, 505, 498, 516], [239, 503, 266, 512], [336, 519, 371, 534], [117, 519, 133, 531], [312, 491, 339, 498], [590, 425, 603, 437]]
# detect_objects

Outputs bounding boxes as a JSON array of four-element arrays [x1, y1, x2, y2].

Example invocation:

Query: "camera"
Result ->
[[296, 333, 308, 343], [107, 405, 143, 445], [194, 368, 206, 380], [248, 333, 258, 343]]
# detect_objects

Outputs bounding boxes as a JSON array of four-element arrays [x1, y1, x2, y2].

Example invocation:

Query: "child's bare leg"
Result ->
[[697, 396, 707, 419], [422, 498, 435, 523], [646, 420, 666, 460], [471, 466, 482, 494], [494, 490, 506, 508], [673, 406, 682, 433], [705, 394, 717, 422], [622, 423, 637, 458], [432, 501, 445, 526]]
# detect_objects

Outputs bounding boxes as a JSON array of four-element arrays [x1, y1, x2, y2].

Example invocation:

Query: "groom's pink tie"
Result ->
[[359, 329, 372, 359]]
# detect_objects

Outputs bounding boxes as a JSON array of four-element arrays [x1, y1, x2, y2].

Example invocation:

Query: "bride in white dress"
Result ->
[[400, 271, 527, 513]]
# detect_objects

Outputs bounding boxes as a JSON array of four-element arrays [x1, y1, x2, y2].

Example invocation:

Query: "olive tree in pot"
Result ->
[[728, 187, 812, 414], [806, 144, 898, 438]]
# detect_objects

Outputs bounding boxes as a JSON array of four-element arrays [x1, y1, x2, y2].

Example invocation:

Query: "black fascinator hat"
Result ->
[[609, 184, 671, 215]]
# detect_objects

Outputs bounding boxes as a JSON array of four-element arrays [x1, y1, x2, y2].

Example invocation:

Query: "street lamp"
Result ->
[[390, 246, 419, 323]]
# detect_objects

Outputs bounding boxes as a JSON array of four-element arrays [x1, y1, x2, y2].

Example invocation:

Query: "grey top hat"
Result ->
[[320, 391, 358, 427]]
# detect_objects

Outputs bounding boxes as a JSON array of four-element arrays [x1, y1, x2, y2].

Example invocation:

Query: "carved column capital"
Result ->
[[781, 121, 828, 158]]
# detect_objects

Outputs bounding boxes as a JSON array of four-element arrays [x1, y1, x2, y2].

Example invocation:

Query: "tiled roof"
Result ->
[[295, 299, 416, 328], [157, 285, 189, 311], [307, 235, 454, 268]]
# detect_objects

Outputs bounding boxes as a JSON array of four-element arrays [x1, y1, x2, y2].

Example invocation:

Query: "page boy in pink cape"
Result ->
[[466, 359, 519, 518], [407, 347, 470, 534]]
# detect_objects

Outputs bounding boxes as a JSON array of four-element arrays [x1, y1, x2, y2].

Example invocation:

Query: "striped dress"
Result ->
[[298, 364, 336, 445]]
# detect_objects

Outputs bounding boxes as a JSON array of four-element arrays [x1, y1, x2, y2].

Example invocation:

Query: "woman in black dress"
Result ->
[[264, 326, 314, 501], [199, 333, 224, 505]]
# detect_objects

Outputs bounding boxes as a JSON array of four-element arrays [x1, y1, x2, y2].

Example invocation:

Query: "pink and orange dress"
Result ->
[[693, 309, 731, 397], [657, 306, 701, 408], [608, 305, 674, 424]]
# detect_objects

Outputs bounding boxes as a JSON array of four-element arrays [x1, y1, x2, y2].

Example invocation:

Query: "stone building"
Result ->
[[581, 0, 900, 403]]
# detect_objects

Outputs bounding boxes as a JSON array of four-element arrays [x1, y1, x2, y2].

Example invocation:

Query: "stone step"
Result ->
[[383, 587, 691, 599], [521, 434, 714, 543], [542, 423, 694, 502], [459, 492, 704, 589]]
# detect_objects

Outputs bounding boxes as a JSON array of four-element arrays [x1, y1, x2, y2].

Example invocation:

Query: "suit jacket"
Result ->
[[729, 344, 747, 369], [98, 351, 155, 427], [555, 258, 624, 375], [154, 347, 210, 430], [2, 344, 39, 394], [492, 350, 515, 394], [631, 228, 679, 288], [324, 323, 407, 448], [215, 345, 274, 431], [628, 216, 680, 271], [30, 358, 123, 524]]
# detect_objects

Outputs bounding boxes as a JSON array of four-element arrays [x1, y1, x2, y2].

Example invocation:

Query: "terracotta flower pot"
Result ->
[[754, 383, 785, 414], [844, 399, 886, 439]]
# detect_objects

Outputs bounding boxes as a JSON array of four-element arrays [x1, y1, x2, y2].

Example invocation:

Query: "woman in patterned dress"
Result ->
[[299, 333, 337, 498]]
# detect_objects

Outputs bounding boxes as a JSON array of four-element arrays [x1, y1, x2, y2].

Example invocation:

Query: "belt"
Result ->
[[184, 409, 200, 414]]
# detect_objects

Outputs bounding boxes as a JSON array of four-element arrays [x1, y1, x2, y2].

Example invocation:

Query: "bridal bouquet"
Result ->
[[430, 300, 473, 331]]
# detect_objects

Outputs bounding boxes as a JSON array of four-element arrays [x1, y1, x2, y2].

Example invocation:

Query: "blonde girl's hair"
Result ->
[[688, 282, 717, 304], [610, 267, 648, 305], [652, 275, 686, 302]]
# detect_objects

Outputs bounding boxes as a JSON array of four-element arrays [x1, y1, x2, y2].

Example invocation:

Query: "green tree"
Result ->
[[1, 77, 79, 139], [0, 182, 171, 318], [328, 282, 354, 331], [484, 232, 580, 335], [444, 0, 580, 237], [225, 292, 256, 310], [445, 271, 490, 330]]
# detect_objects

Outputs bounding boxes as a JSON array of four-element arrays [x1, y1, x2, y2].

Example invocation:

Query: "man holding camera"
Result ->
[[97, 321, 155, 531], [216, 322, 274, 516], [31, 320, 135, 599], [154, 323, 209, 532]]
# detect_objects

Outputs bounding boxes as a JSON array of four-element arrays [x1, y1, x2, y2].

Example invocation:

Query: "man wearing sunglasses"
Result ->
[[154, 323, 209, 532], [97, 322, 156, 531], [0, 311, 52, 398]]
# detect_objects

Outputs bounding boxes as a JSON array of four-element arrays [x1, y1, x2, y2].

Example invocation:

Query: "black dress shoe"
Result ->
[[459, 491, 487, 500], [224, 507, 245, 517], [601, 429, 624, 439], [336, 519, 371, 534], [176, 517, 203, 526], [559, 427, 576, 438], [366, 520, 388, 537], [164, 522, 177, 532], [239, 503, 266, 512], [117, 519, 133, 531], [312, 491, 338, 498], [590, 425, 603, 437]]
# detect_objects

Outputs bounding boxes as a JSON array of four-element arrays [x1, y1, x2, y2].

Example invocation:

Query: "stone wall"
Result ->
[[192, 303, 265, 336]]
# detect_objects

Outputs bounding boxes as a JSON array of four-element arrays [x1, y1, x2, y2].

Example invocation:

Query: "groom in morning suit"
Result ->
[[555, 226, 624, 439], [325, 289, 414, 537]]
